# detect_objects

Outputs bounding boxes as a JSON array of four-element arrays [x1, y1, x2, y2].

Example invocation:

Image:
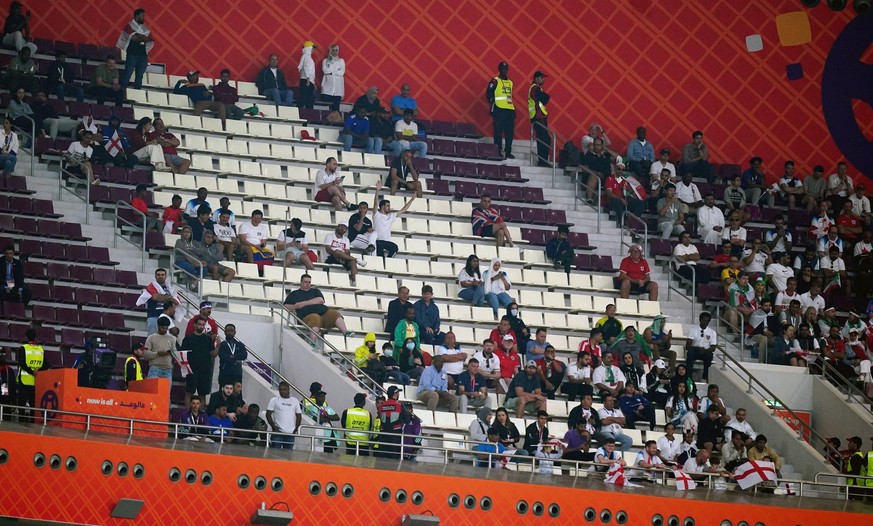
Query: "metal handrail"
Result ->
[[267, 299, 387, 398], [667, 264, 696, 321], [816, 356, 873, 417], [714, 344, 846, 473], [113, 200, 147, 271], [14, 113, 35, 178], [572, 167, 601, 233], [529, 121, 557, 188], [815, 471, 873, 484], [57, 158, 91, 222], [171, 245, 205, 299], [714, 304, 746, 360], [620, 210, 648, 256]]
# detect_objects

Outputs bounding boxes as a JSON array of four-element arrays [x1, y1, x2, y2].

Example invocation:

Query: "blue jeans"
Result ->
[[147, 367, 173, 379], [484, 292, 513, 316], [387, 370, 411, 385], [593, 430, 633, 452], [175, 260, 205, 278], [120, 54, 148, 89], [52, 83, 85, 102], [0, 153, 17, 175], [264, 88, 294, 106], [458, 286, 484, 307], [341, 133, 381, 154], [147, 317, 158, 335], [271, 432, 296, 449], [390, 140, 427, 158]]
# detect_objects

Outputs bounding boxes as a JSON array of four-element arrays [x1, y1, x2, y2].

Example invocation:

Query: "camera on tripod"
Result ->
[[75, 336, 117, 390]]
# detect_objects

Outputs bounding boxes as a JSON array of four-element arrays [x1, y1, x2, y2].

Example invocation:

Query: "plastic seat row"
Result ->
[[10, 238, 117, 266], [436, 180, 548, 205], [0, 174, 34, 194], [29, 282, 140, 310], [0, 214, 89, 241], [0, 195, 60, 218], [24, 261, 138, 288], [30, 305, 131, 332]]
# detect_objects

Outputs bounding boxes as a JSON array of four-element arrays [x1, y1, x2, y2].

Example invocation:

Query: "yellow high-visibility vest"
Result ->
[[125, 356, 143, 383], [528, 83, 547, 119], [492, 77, 514, 110], [17, 343, 44, 386], [343, 407, 372, 442]]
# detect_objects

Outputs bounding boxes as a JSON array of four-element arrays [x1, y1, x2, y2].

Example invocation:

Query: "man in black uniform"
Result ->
[[528, 71, 551, 167], [486, 61, 516, 159], [180, 316, 219, 408]]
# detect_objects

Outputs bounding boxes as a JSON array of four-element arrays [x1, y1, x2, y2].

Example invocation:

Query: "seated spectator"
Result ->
[[723, 175, 748, 222], [666, 382, 698, 433], [803, 165, 827, 212], [237, 210, 272, 265], [683, 449, 722, 480], [490, 318, 517, 348], [5, 47, 35, 94], [605, 158, 645, 221], [742, 156, 773, 207], [1, 245, 30, 306], [629, 440, 668, 482], [696, 405, 725, 453], [0, 117, 18, 175], [686, 311, 718, 381], [779, 161, 804, 210], [649, 147, 676, 180], [494, 338, 521, 393], [765, 215, 793, 256], [612, 326, 646, 367], [315, 157, 356, 211], [482, 258, 514, 317], [391, 109, 427, 158], [592, 350, 626, 400], [697, 194, 725, 245], [474, 427, 507, 468], [471, 193, 514, 247], [772, 324, 807, 367], [233, 403, 267, 446], [799, 281, 826, 314], [179, 395, 210, 440], [562, 351, 594, 402], [681, 130, 713, 182], [581, 122, 612, 154], [746, 434, 783, 477], [457, 357, 490, 413], [473, 339, 502, 389], [697, 383, 728, 422], [173, 70, 228, 129], [384, 147, 423, 198], [64, 130, 99, 186], [594, 437, 627, 472], [618, 244, 658, 300], [820, 245, 849, 296], [644, 359, 671, 406], [854, 230, 873, 260], [676, 171, 703, 215], [198, 230, 235, 282], [456, 253, 486, 307], [595, 306, 623, 346], [654, 422, 681, 465], [255, 54, 294, 106], [505, 360, 547, 418], [174, 225, 205, 278], [435, 331, 465, 387], [414, 285, 444, 345], [618, 383, 656, 431], [722, 213, 748, 258], [562, 420, 595, 471], [212, 210, 237, 260], [277, 217, 315, 270], [211, 69, 246, 121], [525, 327, 550, 362], [828, 162, 853, 212], [373, 181, 414, 257], [390, 83, 418, 121], [385, 287, 411, 336], [147, 118, 190, 174], [817, 226, 845, 258], [766, 252, 794, 295], [809, 200, 834, 241], [340, 105, 380, 154], [3, 2, 36, 54], [31, 90, 75, 139], [352, 86, 392, 146], [207, 382, 244, 419], [649, 167, 672, 211], [776, 276, 801, 312], [186, 205, 215, 243], [354, 334, 388, 385], [742, 238, 771, 279], [130, 183, 162, 231], [725, 272, 753, 334], [398, 338, 425, 381], [794, 245, 821, 277], [322, 223, 362, 281], [87, 55, 124, 105], [6, 87, 40, 140], [581, 137, 612, 203], [723, 407, 757, 447], [492, 406, 526, 456], [534, 345, 565, 399], [393, 305, 421, 361], [618, 350, 646, 391], [468, 406, 493, 443], [545, 225, 573, 274], [415, 356, 459, 411], [657, 183, 686, 239], [721, 430, 749, 472], [347, 201, 377, 254], [626, 126, 654, 178], [522, 410, 551, 455], [850, 185, 871, 227], [837, 200, 864, 248], [128, 117, 169, 170], [673, 231, 704, 288], [283, 274, 354, 343]]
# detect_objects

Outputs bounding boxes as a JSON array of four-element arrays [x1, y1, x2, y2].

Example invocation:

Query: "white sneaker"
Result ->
[[154, 162, 169, 171], [356, 257, 367, 267]]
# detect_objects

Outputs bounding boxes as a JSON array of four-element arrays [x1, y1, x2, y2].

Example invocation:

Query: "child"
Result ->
[[162, 194, 184, 234], [534, 441, 563, 474], [475, 427, 506, 468]]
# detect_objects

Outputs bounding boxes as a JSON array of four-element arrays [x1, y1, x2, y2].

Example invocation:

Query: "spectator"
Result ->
[[742, 238, 772, 279], [630, 440, 668, 482], [398, 338, 425, 381], [0, 117, 18, 175], [2, 2, 35, 54], [723, 408, 757, 447], [562, 351, 593, 402], [723, 213, 748, 257], [473, 339, 502, 389], [315, 156, 355, 211], [773, 324, 808, 367], [494, 338, 521, 393], [567, 392, 600, 432], [457, 357, 490, 413], [605, 157, 645, 221], [416, 356, 460, 411], [594, 306, 623, 346], [490, 318, 517, 347], [179, 395, 210, 440], [653, 422, 680, 465], [276, 217, 314, 270], [347, 201, 377, 254], [765, 215, 793, 255], [6, 87, 39, 137], [681, 130, 713, 182], [721, 430, 748, 472], [779, 298, 804, 331], [414, 285, 444, 345], [180, 316, 219, 406], [673, 231, 704, 288], [303, 385, 341, 453], [720, 255, 742, 294], [503, 302, 532, 350], [385, 147, 423, 197], [206, 382, 244, 419], [506, 360, 547, 418], [666, 382, 699, 432], [562, 420, 595, 471], [817, 226, 845, 258], [5, 47, 35, 94], [185, 301, 218, 336], [742, 156, 772, 207], [697, 193, 725, 245], [457, 254, 485, 307], [353, 334, 388, 385], [723, 175, 749, 223], [373, 181, 414, 257], [186, 205, 216, 243], [401, 402, 423, 460], [352, 86, 392, 145], [340, 106, 380, 154], [612, 326, 647, 367], [675, 172, 703, 215], [320, 44, 345, 111], [581, 122, 612, 154], [545, 225, 574, 274], [471, 193, 514, 247], [116, 8, 152, 89], [255, 54, 294, 106], [746, 434, 783, 476], [87, 55, 124, 105], [173, 70, 228, 130], [474, 427, 507, 468], [649, 147, 676, 180], [644, 358, 671, 406], [827, 162, 853, 212], [820, 245, 848, 296], [296, 40, 317, 110], [592, 350, 625, 400], [809, 200, 834, 242], [435, 331, 465, 388], [767, 252, 795, 295], [174, 225, 205, 278], [779, 160, 804, 210], [525, 327, 550, 363], [626, 126, 654, 178], [233, 403, 268, 446], [32, 89, 76, 139], [535, 345, 565, 399], [850, 185, 871, 228], [141, 316, 174, 386], [581, 137, 612, 203], [64, 130, 99, 186], [695, 384, 728, 423], [266, 381, 302, 449], [618, 244, 658, 300], [137, 267, 179, 335], [393, 305, 421, 362], [211, 69, 246, 121], [794, 245, 821, 276], [802, 164, 827, 212], [385, 287, 411, 336], [799, 281, 826, 314], [1, 245, 29, 305], [375, 386, 409, 459], [147, 118, 190, 174], [283, 274, 354, 343], [686, 311, 717, 381], [390, 109, 427, 159], [390, 83, 418, 122], [683, 449, 722, 480], [238, 210, 272, 265], [837, 201, 864, 248], [619, 383, 656, 431], [521, 410, 551, 455], [212, 210, 237, 260], [128, 117, 169, 170], [725, 272, 753, 334], [595, 396, 633, 452], [217, 324, 246, 385], [323, 223, 364, 282], [696, 404, 726, 453], [482, 258, 514, 316], [492, 406, 526, 455]]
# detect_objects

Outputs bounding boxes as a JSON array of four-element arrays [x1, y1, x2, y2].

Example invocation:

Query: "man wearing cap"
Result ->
[[618, 244, 658, 301], [416, 356, 459, 412], [605, 159, 645, 223], [682, 130, 714, 183], [486, 61, 516, 159], [376, 385, 408, 458], [341, 393, 373, 455], [173, 71, 228, 130], [256, 54, 294, 106], [844, 436, 867, 499], [528, 71, 551, 167], [303, 382, 340, 452], [627, 127, 655, 180], [186, 301, 218, 336], [297, 41, 317, 109], [649, 148, 676, 180], [506, 360, 547, 418]]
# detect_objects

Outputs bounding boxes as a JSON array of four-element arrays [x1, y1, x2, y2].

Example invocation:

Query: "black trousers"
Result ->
[[320, 94, 342, 112], [561, 382, 593, 403], [297, 80, 315, 109], [492, 110, 515, 155], [533, 118, 550, 164]]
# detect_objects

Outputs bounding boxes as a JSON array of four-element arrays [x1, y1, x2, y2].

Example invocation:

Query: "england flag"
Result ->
[[733, 460, 777, 490], [673, 469, 697, 491]]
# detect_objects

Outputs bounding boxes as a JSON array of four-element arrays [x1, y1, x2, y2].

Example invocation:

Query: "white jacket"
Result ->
[[322, 57, 345, 97]]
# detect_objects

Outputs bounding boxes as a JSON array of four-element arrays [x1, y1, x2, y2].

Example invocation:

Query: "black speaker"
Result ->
[[800, 0, 820, 7], [854, 0, 871, 13], [827, 0, 848, 10]]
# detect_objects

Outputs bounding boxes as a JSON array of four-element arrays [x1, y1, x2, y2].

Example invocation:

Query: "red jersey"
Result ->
[[620, 256, 650, 282], [493, 348, 520, 379], [186, 316, 218, 336], [489, 328, 517, 346], [578, 338, 603, 358], [131, 197, 149, 214], [712, 253, 731, 265], [836, 213, 862, 240], [147, 130, 179, 155], [605, 175, 628, 198], [163, 205, 183, 231]]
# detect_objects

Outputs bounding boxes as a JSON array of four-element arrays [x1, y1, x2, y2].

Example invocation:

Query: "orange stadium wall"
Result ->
[[27, 0, 873, 181]]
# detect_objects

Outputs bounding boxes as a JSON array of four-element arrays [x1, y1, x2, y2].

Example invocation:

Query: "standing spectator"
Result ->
[[505, 360, 548, 418], [2, 2, 35, 54], [142, 317, 175, 385], [116, 8, 153, 90], [562, 351, 594, 402], [347, 201, 377, 254], [390, 109, 428, 158], [528, 71, 551, 166], [375, 386, 409, 459], [434, 331, 465, 388], [320, 43, 345, 112], [414, 285, 444, 345], [482, 258, 514, 317], [471, 194, 514, 247], [266, 381, 302, 449], [173, 70, 228, 130], [457, 357, 490, 413], [682, 130, 713, 182], [535, 346, 565, 399], [296, 40, 317, 109], [217, 324, 247, 386], [486, 61, 515, 159], [0, 348, 16, 413], [314, 157, 355, 211], [1, 245, 29, 305], [416, 356, 460, 411], [828, 162, 853, 212], [372, 181, 414, 257], [546, 225, 574, 274], [686, 312, 717, 382], [457, 254, 485, 307], [779, 160, 804, 210], [618, 244, 659, 300], [742, 157, 772, 207], [180, 316, 219, 407], [657, 183, 686, 239], [385, 287, 411, 336], [211, 69, 246, 121], [390, 83, 419, 122], [323, 223, 364, 282], [385, 147, 423, 197], [136, 267, 179, 335], [0, 117, 19, 175], [626, 126, 655, 179], [340, 106, 379, 154], [148, 118, 190, 174], [303, 385, 341, 453], [87, 55, 124, 105], [803, 165, 827, 212], [255, 54, 294, 106], [283, 274, 355, 343], [392, 306, 421, 361], [592, 350, 626, 400], [277, 217, 314, 270], [697, 194, 725, 245]]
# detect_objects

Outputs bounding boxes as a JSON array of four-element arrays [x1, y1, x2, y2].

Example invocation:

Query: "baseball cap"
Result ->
[[302, 40, 317, 49], [386, 386, 400, 397], [309, 382, 323, 394], [186, 70, 199, 77], [660, 148, 670, 154], [629, 243, 642, 253], [199, 301, 212, 309], [525, 360, 537, 368], [653, 359, 667, 369], [533, 70, 548, 79], [502, 334, 514, 341], [498, 61, 508, 69]]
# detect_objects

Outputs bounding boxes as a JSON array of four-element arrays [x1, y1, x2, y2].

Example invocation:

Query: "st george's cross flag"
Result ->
[[673, 469, 697, 491], [733, 460, 777, 490], [605, 463, 626, 485]]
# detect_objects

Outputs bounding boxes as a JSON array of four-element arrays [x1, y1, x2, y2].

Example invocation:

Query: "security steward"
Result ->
[[375, 385, 408, 459], [528, 70, 551, 167], [17, 328, 46, 422], [341, 392, 373, 456], [486, 61, 516, 159], [124, 342, 145, 390], [845, 436, 867, 500]]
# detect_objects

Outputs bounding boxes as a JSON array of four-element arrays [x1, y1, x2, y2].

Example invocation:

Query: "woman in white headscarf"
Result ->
[[298, 40, 317, 109], [321, 43, 345, 112], [482, 258, 513, 316]]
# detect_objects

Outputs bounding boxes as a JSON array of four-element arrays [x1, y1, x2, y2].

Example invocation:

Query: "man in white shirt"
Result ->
[[314, 156, 355, 211], [391, 108, 427, 158], [673, 232, 703, 286], [372, 181, 414, 258], [472, 339, 501, 388], [648, 148, 676, 180], [595, 395, 633, 452], [630, 440, 666, 481], [561, 351, 592, 402], [686, 311, 717, 381], [764, 215, 792, 254], [435, 331, 466, 387], [237, 210, 271, 264], [799, 282, 826, 314], [591, 350, 626, 399], [820, 246, 848, 295], [723, 407, 757, 447], [765, 252, 794, 293], [849, 185, 871, 227], [855, 230, 873, 259], [683, 448, 716, 477], [775, 279, 800, 312], [64, 130, 97, 185], [696, 194, 725, 245], [213, 210, 238, 261], [778, 161, 804, 210], [827, 161, 853, 210], [265, 381, 302, 449], [742, 239, 771, 275], [322, 223, 364, 281], [675, 172, 703, 215]]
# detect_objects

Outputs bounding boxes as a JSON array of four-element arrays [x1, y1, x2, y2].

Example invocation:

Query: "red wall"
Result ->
[[28, 0, 868, 179]]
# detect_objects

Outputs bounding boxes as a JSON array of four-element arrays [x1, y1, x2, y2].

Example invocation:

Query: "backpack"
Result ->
[[559, 140, 582, 168]]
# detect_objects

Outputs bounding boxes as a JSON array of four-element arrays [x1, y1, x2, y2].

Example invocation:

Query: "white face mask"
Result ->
[[510, 309, 519, 317], [405, 343, 415, 351]]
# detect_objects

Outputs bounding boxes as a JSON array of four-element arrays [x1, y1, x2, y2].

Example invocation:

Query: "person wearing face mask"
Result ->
[[398, 338, 424, 381], [503, 302, 531, 350]]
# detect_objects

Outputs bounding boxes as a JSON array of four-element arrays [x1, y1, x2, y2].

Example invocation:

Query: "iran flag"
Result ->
[[733, 460, 777, 489], [673, 470, 697, 491]]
